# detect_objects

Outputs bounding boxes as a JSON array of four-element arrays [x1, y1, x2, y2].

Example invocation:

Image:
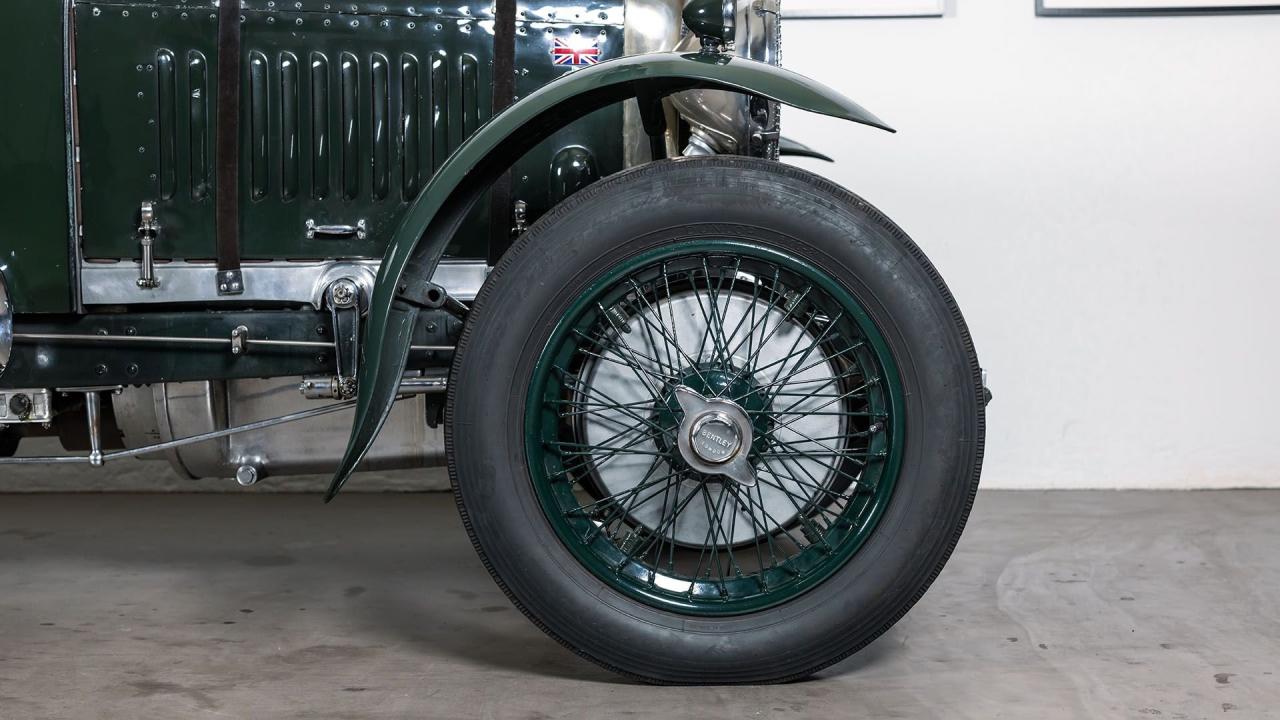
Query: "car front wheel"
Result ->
[[446, 156, 985, 684]]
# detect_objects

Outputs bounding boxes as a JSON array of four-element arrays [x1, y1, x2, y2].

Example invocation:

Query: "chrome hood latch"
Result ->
[[136, 201, 160, 290]]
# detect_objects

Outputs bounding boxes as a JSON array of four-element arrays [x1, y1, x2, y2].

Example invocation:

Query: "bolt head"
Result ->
[[331, 280, 358, 308], [236, 465, 259, 486], [8, 394, 33, 420]]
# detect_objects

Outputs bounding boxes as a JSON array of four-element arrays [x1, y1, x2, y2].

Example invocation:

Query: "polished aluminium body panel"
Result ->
[[114, 377, 443, 479], [79, 258, 488, 307], [621, 0, 683, 165]]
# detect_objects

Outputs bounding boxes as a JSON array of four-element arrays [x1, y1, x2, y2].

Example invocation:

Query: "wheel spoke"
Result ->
[[770, 378, 880, 437], [623, 281, 711, 388], [592, 305, 669, 400], [738, 340, 866, 399], [529, 247, 900, 612], [766, 437, 881, 489], [566, 470, 683, 518], [572, 341, 679, 385], [555, 368, 668, 435], [583, 455, 673, 544], [757, 310, 846, 409]]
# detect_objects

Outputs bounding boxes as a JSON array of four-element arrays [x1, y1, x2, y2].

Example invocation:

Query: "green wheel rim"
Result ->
[[525, 239, 905, 616]]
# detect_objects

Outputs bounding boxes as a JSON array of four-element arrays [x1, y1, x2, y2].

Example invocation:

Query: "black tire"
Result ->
[[446, 156, 985, 684]]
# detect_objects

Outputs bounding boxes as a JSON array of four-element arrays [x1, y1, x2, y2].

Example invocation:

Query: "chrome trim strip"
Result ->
[[65, 0, 84, 311], [0, 271, 11, 375], [79, 259, 489, 307]]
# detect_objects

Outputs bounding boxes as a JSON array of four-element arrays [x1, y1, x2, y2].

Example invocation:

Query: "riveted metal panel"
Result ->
[[73, 1, 625, 264], [76, 4, 217, 261], [509, 20, 626, 227]]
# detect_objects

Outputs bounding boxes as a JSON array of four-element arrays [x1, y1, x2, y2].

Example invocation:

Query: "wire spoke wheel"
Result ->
[[526, 241, 905, 614], [448, 157, 983, 684]]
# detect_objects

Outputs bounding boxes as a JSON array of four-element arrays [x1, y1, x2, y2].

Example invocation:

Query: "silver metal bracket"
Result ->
[[136, 201, 160, 289], [230, 325, 249, 356], [326, 278, 362, 399], [217, 268, 245, 296], [0, 389, 53, 424], [300, 372, 447, 400]]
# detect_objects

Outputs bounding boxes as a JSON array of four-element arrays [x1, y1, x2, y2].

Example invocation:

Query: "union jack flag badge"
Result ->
[[551, 38, 601, 67]]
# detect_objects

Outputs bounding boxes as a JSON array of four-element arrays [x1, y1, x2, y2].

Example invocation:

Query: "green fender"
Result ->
[[325, 51, 893, 500]]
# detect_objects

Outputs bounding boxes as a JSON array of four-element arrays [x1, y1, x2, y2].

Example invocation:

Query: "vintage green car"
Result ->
[[0, 0, 987, 683]]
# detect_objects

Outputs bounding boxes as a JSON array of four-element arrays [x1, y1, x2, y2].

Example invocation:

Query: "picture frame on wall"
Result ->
[[1037, 0, 1280, 15], [783, 0, 945, 19]]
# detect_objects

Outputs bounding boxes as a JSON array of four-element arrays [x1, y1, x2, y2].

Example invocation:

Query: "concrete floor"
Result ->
[[0, 491, 1276, 719]]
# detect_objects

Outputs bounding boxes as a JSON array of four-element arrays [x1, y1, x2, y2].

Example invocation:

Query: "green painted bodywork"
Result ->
[[0, 0, 74, 313], [74, 1, 625, 263], [1, 0, 627, 314], [326, 51, 893, 498]]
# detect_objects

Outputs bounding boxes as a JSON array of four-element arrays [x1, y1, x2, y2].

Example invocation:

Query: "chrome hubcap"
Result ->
[[673, 386, 757, 487], [689, 413, 740, 463]]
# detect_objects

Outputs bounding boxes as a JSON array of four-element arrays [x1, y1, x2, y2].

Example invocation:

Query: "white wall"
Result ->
[[781, 3, 1280, 488]]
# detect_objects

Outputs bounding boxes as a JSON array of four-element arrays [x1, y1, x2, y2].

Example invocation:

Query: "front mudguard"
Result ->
[[325, 51, 893, 499]]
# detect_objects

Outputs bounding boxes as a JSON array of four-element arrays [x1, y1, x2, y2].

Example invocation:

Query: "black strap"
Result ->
[[215, 0, 244, 295], [487, 0, 518, 265]]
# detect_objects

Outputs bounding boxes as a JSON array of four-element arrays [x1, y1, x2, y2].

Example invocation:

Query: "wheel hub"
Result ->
[[673, 387, 757, 487], [689, 412, 741, 464]]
